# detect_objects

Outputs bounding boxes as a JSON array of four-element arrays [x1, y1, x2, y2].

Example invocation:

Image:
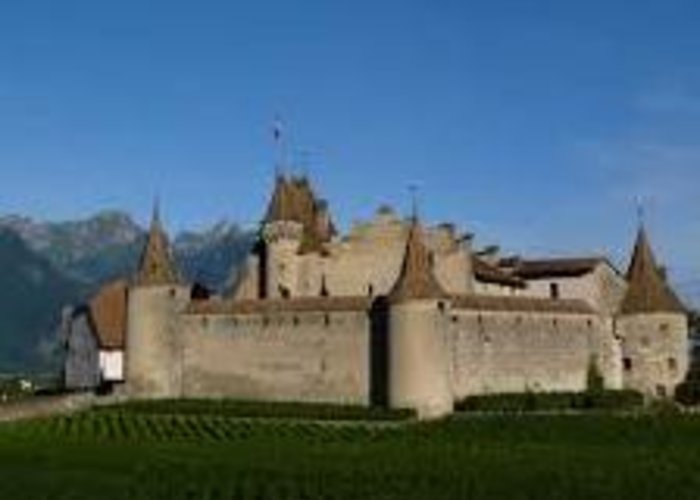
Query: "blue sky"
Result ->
[[0, 1, 698, 302]]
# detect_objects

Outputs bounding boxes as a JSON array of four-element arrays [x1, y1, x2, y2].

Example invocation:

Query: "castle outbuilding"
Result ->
[[64, 175, 690, 418]]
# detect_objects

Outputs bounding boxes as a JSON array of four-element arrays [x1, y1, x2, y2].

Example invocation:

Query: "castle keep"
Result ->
[[65, 175, 690, 418]]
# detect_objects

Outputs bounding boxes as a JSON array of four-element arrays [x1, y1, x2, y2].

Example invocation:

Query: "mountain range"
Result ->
[[0, 211, 256, 373]]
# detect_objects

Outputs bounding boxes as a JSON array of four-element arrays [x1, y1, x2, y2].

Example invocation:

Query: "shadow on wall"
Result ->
[[369, 297, 390, 407]]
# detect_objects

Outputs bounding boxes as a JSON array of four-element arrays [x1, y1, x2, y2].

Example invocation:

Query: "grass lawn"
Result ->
[[0, 402, 699, 499]]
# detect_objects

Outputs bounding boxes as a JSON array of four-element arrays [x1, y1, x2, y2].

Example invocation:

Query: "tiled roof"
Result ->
[[185, 296, 372, 315], [473, 257, 525, 287], [451, 294, 594, 315], [263, 175, 334, 254], [619, 227, 685, 314], [388, 218, 447, 302], [136, 203, 179, 286], [501, 257, 608, 279], [88, 280, 128, 349]]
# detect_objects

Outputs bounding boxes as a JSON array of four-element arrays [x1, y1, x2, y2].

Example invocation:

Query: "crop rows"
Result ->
[[2, 412, 700, 499], [2, 411, 398, 445]]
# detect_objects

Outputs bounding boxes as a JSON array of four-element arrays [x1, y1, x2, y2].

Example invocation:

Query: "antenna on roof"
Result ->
[[408, 183, 420, 221], [296, 148, 311, 179], [635, 196, 647, 228]]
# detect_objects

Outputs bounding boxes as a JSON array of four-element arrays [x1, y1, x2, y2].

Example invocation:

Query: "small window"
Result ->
[[660, 323, 670, 333], [623, 357, 633, 371], [550, 283, 560, 300], [293, 316, 300, 326], [452, 315, 459, 324], [324, 314, 331, 326], [656, 385, 667, 398], [668, 357, 678, 372], [368, 284, 374, 297]]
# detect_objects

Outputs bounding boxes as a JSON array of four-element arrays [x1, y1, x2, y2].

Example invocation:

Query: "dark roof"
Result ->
[[473, 257, 525, 287], [501, 257, 608, 280], [451, 294, 594, 315], [186, 296, 372, 315], [262, 174, 335, 254], [619, 227, 685, 314], [388, 218, 447, 302], [88, 280, 128, 349], [136, 203, 179, 286]]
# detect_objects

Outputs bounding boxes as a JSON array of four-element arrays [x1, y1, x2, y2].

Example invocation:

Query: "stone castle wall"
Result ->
[[523, 265, 626, 314], [448, 310, 621, 399], [179, 309, 372, 404], [235, 212, 474, 300]]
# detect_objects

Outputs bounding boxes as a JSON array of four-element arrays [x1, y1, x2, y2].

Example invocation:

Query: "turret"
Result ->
[[616, 225, 688, 398], [125, 202, 188, 398], [259, 174, 335, 298], [260, 175, 303, 298], [387, 217, 452, 419]]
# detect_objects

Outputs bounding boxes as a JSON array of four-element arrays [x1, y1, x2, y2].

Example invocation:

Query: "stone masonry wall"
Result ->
[[179, 310, 371, 404], [448, 310, 620, 399], [618, 313, 689, 397]]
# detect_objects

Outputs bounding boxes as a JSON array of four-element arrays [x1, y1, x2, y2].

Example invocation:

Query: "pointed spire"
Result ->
[[136, 200, 179, 286], [388, 218, 446, 303], [619, 225, 685, 314], [264, 174, 294, 223]]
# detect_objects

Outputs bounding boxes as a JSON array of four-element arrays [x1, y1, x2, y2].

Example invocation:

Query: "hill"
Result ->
[[0, 212, 256, 373], [0, 229, 85, 372]]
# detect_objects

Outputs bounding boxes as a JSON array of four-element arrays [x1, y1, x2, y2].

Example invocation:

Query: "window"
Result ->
[[324, 314, 331, 327], [656, 385, 667, 398], [668, 357, 678, 372], [549, 283, 560, 300], [623, 358, 633, 371], [660, 323, 670, 333]]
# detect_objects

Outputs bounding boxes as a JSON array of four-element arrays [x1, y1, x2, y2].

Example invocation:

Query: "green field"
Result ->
[[1, 403, 699, 499]]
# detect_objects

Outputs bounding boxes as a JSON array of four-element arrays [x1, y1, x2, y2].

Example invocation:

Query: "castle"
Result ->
[[64, 174, 689, 418]]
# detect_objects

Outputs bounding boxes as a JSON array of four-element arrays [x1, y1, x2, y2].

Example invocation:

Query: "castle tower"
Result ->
[[617, 225, 688, 398], [260, 175, 304, 298], [125, 202, 189, 398], [387, 217, 452, 419]]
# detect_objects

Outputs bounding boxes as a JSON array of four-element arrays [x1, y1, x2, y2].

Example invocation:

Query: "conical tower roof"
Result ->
[[136, 202, 179, 286], [619, 226, 685, 314], [264, 175, 295, 223], [388, 218, 446, 303]]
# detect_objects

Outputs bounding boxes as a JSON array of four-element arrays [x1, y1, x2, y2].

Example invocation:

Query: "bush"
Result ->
[[454, 390, 644, 413]]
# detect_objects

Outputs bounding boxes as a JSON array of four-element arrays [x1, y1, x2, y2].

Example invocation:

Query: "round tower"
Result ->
[[125, 203, 188, 398], [261, 220, 303, 299], [616, 225, 689, 398], [387, 218, 453, 419]]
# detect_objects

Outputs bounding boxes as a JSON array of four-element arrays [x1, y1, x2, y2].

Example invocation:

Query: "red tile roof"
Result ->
[[89, 280, 128, 349]]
